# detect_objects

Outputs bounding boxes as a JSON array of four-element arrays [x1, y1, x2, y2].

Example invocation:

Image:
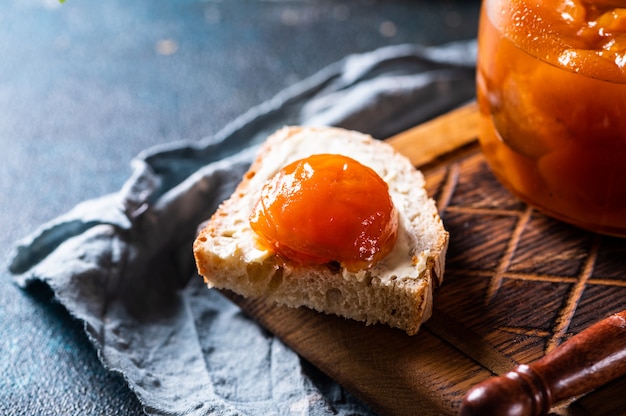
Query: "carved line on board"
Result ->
[[546, 235, 601, 353]]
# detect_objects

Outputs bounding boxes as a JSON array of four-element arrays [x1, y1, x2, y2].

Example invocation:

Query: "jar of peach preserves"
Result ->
[[476, 0, 626, 236]]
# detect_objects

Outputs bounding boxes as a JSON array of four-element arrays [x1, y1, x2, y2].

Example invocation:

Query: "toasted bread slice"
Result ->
[[193, 126, 448, 335]]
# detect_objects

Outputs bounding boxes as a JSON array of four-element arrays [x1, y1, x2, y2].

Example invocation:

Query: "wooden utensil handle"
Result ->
[[460, 310, 626, 416]]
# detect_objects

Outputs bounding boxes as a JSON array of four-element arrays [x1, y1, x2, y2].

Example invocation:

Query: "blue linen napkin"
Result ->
[[8, 40, 476, 416]]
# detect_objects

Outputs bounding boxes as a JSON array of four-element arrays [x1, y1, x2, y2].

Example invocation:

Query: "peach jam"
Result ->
[[249, 153, 398, 271], [477, 0, 626, 236]]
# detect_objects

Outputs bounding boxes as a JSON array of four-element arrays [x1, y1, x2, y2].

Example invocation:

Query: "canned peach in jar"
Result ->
[[476, 0, 626, 236]]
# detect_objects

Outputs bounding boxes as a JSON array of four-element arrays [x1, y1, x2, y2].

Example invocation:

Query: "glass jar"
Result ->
[[476, 0, 626, 236]]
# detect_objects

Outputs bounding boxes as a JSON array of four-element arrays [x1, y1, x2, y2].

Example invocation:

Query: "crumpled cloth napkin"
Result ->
[[8, 40, 476, 416]]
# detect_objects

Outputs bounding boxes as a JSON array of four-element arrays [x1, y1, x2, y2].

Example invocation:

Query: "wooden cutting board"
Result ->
[[225, 102, 626, 416]]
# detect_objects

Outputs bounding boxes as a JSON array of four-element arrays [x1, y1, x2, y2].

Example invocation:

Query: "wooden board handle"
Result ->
[[460, 310, 626, 416]]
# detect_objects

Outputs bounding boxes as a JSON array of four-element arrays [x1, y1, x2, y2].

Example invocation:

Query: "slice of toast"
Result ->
[[193, 126, 448, 335]]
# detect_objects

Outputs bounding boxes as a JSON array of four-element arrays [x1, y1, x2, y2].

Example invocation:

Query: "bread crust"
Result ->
[[193, 126, 448, 335]]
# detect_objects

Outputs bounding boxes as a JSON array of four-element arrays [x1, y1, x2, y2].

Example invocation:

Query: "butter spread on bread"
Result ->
[[193, 126, 448, 335]]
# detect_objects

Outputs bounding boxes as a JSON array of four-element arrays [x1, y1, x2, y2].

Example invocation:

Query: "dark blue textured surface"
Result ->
[[0, 1, 480, 414]]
